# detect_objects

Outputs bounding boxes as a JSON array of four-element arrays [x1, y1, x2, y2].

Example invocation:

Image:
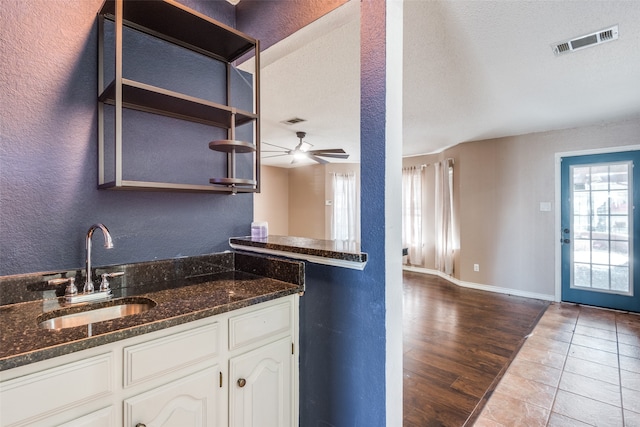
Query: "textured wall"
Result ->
[[402, 117, 640, 298], [454, 117, 640, 297], [239, 1, 390, 425], [288, 165, 326, 239], [236, 0, 348, 52], [0, 0, 393, 424], [253, 165, 289, 235], [0, 0, 251, 276]]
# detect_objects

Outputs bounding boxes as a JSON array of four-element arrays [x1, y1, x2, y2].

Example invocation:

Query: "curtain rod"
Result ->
[[402, 158, 454, 171]]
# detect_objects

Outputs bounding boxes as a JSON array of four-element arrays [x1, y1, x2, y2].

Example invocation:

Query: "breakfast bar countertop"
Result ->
[[0, 252, 304, 371], [229, 235, 368, 270]]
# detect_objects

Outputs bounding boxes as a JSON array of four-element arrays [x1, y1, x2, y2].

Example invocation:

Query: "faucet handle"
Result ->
[[64, 278, 78, 297], [100, 271, 124, 292]]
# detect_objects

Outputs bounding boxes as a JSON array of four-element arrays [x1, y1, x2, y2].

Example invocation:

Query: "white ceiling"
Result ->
[[250, 0, 640, 167]]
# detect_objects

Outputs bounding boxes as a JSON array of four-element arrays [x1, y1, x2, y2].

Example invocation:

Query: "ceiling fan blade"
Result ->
[[261, 149, 289, 153], [312, 153, 350, 159], [308, 154, 329, 164], [262, 154, 290, 159], [308, 148, 346, 154], [262, 141, 292, 151]]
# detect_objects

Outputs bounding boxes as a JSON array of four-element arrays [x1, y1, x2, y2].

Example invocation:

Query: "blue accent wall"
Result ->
[[238, 2, 389, 425], [0, 0, 251, 276], [2, 0, 392, 424]]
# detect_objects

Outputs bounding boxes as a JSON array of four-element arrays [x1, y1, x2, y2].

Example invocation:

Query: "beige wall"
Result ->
[[289, 165, 327, 239], [255, 163, 360, 240], [404, 116, 640, 297], [254, 165, 289, 235]]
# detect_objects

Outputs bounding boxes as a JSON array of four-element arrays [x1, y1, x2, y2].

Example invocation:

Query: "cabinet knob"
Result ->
[[237, 378, 247, 388], [135, 424, 146, 427]]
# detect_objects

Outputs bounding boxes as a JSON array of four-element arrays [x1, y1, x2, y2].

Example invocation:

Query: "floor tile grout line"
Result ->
[[543, 306, 578, 426], [478, 303, 640, 427]]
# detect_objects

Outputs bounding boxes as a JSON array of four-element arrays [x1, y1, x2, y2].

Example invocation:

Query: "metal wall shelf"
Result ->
[[99, 0, 255, 62], [98, 0, 261, 194], [99, 79, 258, 128]]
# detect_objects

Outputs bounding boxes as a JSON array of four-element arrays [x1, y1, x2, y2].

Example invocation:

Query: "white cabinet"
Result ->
[[124, 367, 221, 427], [0, 353, 114, 427], [229, 337, 292, 427], [122, 322, 223, 427], [227, 300, 296, 427], [0, 295, 298, 427]]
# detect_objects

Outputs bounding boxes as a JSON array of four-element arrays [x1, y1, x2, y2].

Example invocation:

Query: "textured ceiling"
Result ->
[[245, 1, 360, 168], [252, 0, 640, 167]]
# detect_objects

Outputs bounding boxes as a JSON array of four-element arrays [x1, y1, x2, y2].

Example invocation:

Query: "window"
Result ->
[[331, 172, 358, 241]]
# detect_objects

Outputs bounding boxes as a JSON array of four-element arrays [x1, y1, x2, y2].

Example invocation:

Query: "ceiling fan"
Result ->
[[262, 131, 349, 164]]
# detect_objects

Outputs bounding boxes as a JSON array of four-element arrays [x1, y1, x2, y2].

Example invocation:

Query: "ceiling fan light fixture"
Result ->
[[261, 131, 349, 166], [299, 141, 313, 152]]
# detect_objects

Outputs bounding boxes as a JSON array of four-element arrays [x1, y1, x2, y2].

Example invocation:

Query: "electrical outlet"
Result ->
[[473, 264, 480, 272]]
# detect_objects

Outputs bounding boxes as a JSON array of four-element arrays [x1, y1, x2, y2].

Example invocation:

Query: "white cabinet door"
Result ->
[[124, 366, 221, 427], [229, 337, 292, 427], [0, 353, 113, 427]]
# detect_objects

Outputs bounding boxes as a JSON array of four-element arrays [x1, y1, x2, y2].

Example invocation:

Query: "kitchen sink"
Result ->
[[37, 297, 156, 330]]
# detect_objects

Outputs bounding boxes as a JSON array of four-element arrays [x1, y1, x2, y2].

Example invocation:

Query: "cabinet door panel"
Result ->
[[124, 366, 220, 427], [57, 406, 115, 427], [0, 353, 113, 427], [229, 337, 292, 427]]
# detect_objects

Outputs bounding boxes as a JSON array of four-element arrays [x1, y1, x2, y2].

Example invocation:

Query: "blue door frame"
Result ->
[[561, 150, 640, 312]]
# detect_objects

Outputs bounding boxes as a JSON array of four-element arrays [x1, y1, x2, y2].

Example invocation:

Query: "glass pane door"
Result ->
[[571, 162, 631, 294], [561, 151, 639, 312]]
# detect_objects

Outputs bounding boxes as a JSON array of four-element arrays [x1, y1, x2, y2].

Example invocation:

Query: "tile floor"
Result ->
[[475, 303, 640, 427]]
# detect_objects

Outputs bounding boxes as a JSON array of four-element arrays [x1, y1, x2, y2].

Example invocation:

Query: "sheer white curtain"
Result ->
[[402, 166, 424, 266], [331, 172, 358, 241], [435, 159, 454, 275]]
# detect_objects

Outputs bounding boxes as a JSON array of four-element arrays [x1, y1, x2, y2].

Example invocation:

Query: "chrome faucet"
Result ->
[[84, 223, 113, 293]]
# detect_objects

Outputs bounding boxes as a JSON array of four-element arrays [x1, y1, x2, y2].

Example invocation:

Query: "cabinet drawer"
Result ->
[[124, 322, 219, 388], [229, 301, 292, 351], [0, 353, 113, 427], [57, 406, 115, 427]]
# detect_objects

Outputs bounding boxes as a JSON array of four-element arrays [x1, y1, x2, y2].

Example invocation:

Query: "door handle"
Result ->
[[563, 228, 570, 234]]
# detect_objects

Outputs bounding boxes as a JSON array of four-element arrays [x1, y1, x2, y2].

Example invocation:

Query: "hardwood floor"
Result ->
[[403, 270, 549, 426]]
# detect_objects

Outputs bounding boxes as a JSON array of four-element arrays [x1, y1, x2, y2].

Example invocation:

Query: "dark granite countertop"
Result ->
[[0, 252, 304, 371], [229, 235, 367, 270]]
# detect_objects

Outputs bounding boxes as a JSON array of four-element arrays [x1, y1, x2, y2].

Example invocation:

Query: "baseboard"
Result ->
[[402, 265, 555, 302]]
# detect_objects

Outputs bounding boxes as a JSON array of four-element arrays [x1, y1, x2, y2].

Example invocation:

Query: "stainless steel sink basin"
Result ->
[[38, 297, 156, 330]]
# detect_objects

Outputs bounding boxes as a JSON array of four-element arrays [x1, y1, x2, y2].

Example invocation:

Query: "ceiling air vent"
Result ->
[[552, 25, 618, 56], [281, 117, 307, 125]]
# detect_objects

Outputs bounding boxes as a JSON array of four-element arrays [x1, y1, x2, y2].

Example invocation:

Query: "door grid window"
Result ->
[[570, 162, 632, 295]]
